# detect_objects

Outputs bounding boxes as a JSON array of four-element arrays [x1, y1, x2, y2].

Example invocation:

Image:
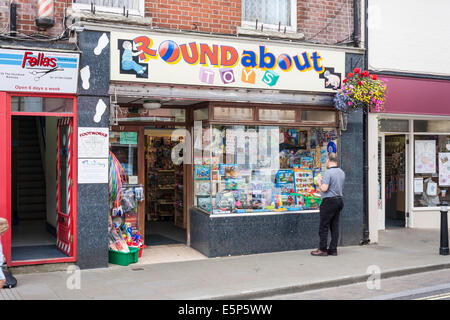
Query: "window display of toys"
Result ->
[[195, 165, 211, 180], [294, 170, 314, 193], [276, 170, 294, 184]]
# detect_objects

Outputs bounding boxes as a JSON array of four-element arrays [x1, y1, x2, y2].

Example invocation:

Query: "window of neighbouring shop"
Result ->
[[413, 130, 450, 208], [192, 105, 339, 214]]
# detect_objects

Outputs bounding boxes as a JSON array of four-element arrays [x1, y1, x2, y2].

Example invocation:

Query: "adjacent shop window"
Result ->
[[379, 119, 409, 132], [413, 135, 450, 207], [241, 0, 296, 31], [109, 131, 138, 177], [72, 0, 144, 16], [194, 108, 209, 121], [258, 109, 296, 122], [193, 125, 338, 214], [414, 120, 450, 133], [213, 106, 253, 121], [301, 110, 336, 124], [11, 97, 73, 113], [118, 108, 185, 122]]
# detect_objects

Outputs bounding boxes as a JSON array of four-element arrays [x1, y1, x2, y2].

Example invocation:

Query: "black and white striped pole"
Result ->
[[440, 201, 449, 255]]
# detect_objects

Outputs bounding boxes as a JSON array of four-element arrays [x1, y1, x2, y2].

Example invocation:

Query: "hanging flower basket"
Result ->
[[334, 68, 387, 114]]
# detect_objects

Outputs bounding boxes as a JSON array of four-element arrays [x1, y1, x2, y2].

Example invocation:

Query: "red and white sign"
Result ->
[[0, 48, 79, 94]]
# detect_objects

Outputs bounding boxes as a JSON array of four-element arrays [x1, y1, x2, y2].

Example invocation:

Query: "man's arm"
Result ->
[[318, 172, 330, 193], [318, 179, 329, 192]]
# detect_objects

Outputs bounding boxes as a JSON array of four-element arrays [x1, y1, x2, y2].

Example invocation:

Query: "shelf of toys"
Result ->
[[108, 151, 146, 264], [145, 135, 177, 221]]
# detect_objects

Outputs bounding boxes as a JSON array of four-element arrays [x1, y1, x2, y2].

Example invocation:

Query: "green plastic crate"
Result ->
[[108, 246, 140, 266]]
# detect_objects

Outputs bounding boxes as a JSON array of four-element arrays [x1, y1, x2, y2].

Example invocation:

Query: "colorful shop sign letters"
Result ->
[[110, 31, 345, 92]]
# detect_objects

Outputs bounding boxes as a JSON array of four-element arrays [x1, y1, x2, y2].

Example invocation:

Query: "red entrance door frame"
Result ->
[[0, 91, 78, 267]]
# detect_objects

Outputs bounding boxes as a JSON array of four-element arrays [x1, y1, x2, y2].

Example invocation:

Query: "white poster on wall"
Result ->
[[439, 153, 450, 186], [415, 140, 436, 174], [78, 158, 108, 184], [78, 127, 109, 158], [414, 178, 424, 193]]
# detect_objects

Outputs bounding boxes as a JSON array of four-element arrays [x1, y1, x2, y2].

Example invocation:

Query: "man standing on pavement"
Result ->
[[311, 152, 345, 257]]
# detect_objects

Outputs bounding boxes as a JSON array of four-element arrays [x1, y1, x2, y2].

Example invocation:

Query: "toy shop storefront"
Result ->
[[107, 30, 364, 259]]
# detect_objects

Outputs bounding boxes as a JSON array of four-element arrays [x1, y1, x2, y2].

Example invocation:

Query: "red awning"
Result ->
[[379, 75, 450, 116]]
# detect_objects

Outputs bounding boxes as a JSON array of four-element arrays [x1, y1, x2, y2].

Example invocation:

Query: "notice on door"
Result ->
[[78, 127, 109, 158], [78, 158, 108, 184]]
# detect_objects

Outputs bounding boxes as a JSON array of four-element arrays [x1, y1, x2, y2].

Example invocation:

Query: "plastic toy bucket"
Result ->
[[108, 246, 140, 266]]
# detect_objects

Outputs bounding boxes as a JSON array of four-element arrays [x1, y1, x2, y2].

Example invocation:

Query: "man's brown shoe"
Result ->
[[310, 249, 328, 256]]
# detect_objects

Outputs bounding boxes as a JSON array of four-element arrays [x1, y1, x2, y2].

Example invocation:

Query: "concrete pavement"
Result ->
[[2, 228, 450, 300]]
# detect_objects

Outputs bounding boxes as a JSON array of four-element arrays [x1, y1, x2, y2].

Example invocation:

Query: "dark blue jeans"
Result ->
[[319, 197, 344, 253]]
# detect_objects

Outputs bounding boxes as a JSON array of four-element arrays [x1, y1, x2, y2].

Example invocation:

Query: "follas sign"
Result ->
[[0, 49, 79, 94], [110, 31, 345, 93]]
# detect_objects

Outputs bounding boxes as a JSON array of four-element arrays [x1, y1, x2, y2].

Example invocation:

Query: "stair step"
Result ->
[[16, 212, 47, 220], [17, 196, 46, 205], [18, 188, 46, 197], [18, 146, 41, 153], [18, 131, 39, 138], [18, 140, 40, 147], [17, 153, 42, 160], [18, 181, 46, 188], [17, 159, 42, 167], [17, 174, 45, 182], [17, 203, 46, 212], [18, 167, 43, 174]]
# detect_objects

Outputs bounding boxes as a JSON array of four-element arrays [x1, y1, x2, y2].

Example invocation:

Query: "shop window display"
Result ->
[[414, 134, 450, 207], [193, 125, 339, 214]]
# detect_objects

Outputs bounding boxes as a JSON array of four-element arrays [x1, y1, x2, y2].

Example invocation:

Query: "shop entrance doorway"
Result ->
[[10, 115, 75, 263], [109, 123, 188, 249], [145, 128, 186, 246], [383, 134, 408, 229], [0, 94, 78, 267]]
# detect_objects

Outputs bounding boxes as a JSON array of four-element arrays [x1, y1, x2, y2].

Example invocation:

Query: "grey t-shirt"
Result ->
[[321, 167, 345, 198]]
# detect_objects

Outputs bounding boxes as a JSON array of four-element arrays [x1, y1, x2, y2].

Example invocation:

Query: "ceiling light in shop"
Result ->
[[143, 100, 161, 110]]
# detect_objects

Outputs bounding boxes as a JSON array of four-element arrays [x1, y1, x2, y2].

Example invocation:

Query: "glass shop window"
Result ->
[[413, 135, 450, 207], [258, 109, 296, 122], [11, 96, 73, 113], [213, 107, 253, 121], [193, 125, 339, 214], [414, 120, 450, 133], [379, 119, 409, 133], [109, 131, 138, 178], [301, 110, 336, 124]]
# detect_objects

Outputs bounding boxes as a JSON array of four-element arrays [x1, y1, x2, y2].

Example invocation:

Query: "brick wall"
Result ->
[[298, 0, 354, 45], [0, 0, 355, 46], [0, 0, 67, 37], [146, 0, 241, 35]]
